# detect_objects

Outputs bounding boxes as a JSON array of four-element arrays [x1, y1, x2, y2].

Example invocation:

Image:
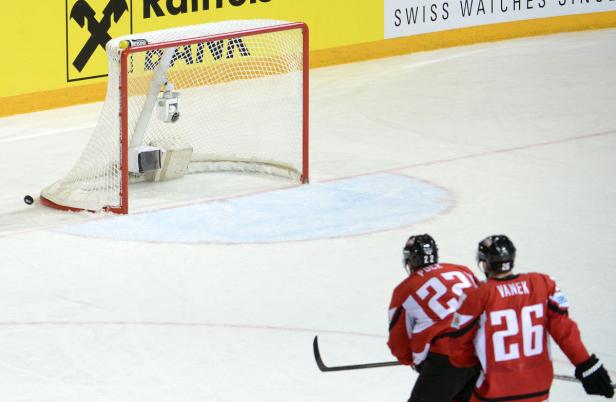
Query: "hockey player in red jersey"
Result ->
[[449, 235, 614, 401], [388, 234, 481, 402]]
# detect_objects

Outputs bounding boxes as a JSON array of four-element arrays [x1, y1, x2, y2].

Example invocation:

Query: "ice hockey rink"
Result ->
[[0, 27, 615, 401]]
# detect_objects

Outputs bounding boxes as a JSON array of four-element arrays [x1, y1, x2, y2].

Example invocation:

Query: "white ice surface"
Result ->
[[1, 28, 615, 401]]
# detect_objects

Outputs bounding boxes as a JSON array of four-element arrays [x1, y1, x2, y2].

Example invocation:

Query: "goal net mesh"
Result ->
[[41, 20, 306, 212]]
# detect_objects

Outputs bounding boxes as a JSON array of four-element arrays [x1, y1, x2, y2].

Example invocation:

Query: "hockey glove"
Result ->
[[575, 354, 614, 398]]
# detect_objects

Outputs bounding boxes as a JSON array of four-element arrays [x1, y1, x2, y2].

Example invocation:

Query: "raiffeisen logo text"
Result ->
[[143, 0, 271, 18]]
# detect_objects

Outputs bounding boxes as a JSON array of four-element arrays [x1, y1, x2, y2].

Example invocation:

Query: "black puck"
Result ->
[[24, 195, 34, 205]]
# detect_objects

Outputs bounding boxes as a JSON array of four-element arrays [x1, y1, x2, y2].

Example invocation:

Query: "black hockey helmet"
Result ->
[[477, 235, 516, 273], [402, 234, 438, 272]]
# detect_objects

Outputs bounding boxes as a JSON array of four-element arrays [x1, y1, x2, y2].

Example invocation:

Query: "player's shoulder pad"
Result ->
[[529, 271, 560, 286], [440, 262, 473, 272], [524, 271, 551, 279], [391, 275, 418, 301], [519, 271, 553, 285]]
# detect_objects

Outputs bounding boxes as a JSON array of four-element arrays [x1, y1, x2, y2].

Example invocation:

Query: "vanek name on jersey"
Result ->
[[495, 281, 530, 298]]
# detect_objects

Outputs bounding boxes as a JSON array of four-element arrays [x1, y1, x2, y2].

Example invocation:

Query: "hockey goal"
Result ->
[[41, 20, 309, 214]]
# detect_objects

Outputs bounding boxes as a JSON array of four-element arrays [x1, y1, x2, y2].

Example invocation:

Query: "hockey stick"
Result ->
[[313, 336, 401, 371], [553, 374, 616, 388], [313, 336, 616, 388], [553, 374, 581, 383]]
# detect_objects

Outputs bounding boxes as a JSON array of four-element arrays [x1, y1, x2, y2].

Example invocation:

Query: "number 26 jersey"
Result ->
[[449, 272, 590, 401]]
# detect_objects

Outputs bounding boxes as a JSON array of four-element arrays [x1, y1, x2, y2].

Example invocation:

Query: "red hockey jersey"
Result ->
[[449, 272, 590, 401], [387, 263, 480, 366]]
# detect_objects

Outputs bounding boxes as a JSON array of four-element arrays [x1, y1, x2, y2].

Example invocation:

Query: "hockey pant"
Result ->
[[408, 352, 479, 402]]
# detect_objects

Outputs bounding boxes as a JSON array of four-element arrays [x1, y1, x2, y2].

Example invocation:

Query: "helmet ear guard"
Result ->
[[477, 235, 516, 274], [402, 234, 438, 273]]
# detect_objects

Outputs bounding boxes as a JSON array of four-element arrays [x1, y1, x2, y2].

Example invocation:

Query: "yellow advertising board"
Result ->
[[1, 1, 615, 116], [1, 1, 381, 101]]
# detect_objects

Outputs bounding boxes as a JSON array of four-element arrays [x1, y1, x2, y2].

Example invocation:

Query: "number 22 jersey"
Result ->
[[387, 263, 480, 366]]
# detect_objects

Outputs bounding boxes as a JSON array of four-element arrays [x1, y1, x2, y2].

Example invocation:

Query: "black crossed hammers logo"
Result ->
[[70, 0, 129, 72]]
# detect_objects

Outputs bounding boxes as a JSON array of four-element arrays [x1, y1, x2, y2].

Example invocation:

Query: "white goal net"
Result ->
[[41, 20, 308, 214]]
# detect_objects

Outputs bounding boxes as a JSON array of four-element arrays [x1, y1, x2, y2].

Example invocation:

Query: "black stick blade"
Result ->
[[313, 336, 330, 371], [312, 336, 401, 372]]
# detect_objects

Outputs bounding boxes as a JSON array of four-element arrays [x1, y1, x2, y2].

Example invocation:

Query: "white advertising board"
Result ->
[[385, 0, 616, 38]]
